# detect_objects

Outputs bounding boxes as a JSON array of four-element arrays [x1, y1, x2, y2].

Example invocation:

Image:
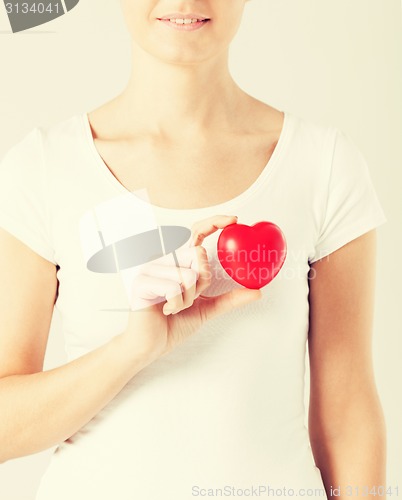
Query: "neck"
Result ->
[[113, 43, 247, 138]]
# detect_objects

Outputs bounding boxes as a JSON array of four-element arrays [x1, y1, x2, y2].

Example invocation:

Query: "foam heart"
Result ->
[[217, 221, 287, 289]]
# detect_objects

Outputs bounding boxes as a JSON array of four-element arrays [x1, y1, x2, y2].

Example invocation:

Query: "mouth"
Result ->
[[156, 13, 211, 31]]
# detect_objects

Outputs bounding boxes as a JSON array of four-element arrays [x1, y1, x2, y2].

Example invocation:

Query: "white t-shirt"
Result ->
[[0, 111, 387, 500]]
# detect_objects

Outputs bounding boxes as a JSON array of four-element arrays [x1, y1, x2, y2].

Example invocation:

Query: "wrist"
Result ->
[[111, 331, 162, 374]]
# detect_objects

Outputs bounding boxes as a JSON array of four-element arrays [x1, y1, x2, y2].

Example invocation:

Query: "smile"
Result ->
[[156, 14, 210, 31], [168, 18, 205, 24]]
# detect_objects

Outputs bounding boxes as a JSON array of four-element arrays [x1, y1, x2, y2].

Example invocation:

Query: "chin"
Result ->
[[148, 44, 215, 66], [158, 53, 211, 66]]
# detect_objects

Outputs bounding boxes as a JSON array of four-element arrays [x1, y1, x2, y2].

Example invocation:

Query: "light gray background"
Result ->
[[0, 0, 401, 498]]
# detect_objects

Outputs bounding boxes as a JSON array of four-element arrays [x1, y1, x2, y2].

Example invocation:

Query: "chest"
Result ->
[[93, 134, 279, 209]]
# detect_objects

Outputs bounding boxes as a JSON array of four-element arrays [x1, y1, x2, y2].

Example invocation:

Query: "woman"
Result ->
[[0, 1, 387, 499]]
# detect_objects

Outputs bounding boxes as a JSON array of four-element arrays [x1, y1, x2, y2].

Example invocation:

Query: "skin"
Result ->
[[87, 0, 282, 210], [0, 0, 386, 495], [308, 231, 386, 498]]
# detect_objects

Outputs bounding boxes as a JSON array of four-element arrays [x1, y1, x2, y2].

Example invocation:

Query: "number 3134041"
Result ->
[[5, 3, 60, 14]]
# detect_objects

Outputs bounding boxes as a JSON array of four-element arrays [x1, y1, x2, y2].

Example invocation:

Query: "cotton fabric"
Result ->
[[0, 111, 387, 499]]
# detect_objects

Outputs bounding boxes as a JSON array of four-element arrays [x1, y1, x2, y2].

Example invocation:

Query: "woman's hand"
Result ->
[[121, 215, 262, 360]]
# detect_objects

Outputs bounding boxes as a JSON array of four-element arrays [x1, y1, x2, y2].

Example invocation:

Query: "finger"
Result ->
[[181, 272, 197, 310], [139, 261, 192, 284], [139, 246, 212, 306], [131, 274, 184, 314], [164, 279, 184, 314], [190, 215, 238, 247], [193, 246, 212, 298], [173, 246, 212, 299], [140, 262, 198, 310], [142, 247, 197, 273]]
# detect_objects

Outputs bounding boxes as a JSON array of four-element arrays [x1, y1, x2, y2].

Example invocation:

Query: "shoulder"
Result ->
[[1, 113, 85, 163], [40, 113, 86, 150], [1, 126, 40, 163], [8, 114, 87, 164], [286, 112, 369, 168], [0, 113, 86, 191], [0, 127, 43, 187], [285, 111, 336, 153], [284, 112, 372, 191]]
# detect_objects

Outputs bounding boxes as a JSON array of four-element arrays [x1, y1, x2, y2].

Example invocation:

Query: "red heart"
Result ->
[[217, 221, 287, 289]]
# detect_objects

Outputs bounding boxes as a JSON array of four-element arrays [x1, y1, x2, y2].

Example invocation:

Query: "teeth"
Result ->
[[168, 18, 204, 24]]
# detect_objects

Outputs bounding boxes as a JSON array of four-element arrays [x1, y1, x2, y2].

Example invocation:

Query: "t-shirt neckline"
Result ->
[[80, 109, 293, 215]]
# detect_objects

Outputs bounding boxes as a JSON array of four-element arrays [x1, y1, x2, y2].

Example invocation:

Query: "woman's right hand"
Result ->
[[120, 215, 262, 361]]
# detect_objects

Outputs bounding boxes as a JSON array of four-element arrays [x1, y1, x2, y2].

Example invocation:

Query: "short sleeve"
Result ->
[[0, 128, 57, 265], [309, 128, 387, 264]]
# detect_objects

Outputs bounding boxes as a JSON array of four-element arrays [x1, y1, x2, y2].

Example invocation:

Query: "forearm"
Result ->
[[0, 332, 157, 463], [309, 395, 387, 499]]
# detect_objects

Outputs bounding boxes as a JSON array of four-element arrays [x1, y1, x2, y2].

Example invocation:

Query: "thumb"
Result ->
[[199, 287, 262, 322]]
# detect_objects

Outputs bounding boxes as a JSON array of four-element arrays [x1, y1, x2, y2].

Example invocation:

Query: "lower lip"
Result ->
[[157, 19, 210, 31]]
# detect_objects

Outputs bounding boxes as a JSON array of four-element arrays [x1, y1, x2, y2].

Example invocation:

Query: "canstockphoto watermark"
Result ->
[[191, 484, 399, 497], [3, 0, 79, 33], [191, 484, 327, 497]]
